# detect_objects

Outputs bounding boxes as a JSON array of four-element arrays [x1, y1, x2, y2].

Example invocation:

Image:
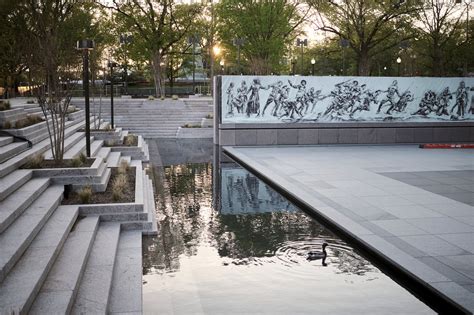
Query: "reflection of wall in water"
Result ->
[[220, 167, 296, 214]]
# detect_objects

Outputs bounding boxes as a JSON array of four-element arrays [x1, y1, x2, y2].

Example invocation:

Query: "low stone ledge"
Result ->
[[32, 157, 103, 178], [176, 126, 213, 139], [78, 203, 143, 214], [67, 110, 85, 121]]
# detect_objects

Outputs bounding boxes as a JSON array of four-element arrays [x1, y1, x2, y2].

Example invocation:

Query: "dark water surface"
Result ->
[[142, 139, 433, 314]]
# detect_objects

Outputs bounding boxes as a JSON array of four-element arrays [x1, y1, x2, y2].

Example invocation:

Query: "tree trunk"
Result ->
[[151, 52, 163, 97], [357, 50, 370, 76]]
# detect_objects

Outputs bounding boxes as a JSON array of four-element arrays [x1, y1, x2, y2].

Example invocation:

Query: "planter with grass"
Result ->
[[0, 100, 11, 111], [61, 159, 157, 234], [67, 109, 84, 121], [105, 134, 149, 161], [3, 115, 46, 136], [0, 108, 27, 128]]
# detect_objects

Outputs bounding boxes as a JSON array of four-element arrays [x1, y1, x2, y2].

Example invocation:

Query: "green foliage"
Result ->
[[216, 0, 306, 74]]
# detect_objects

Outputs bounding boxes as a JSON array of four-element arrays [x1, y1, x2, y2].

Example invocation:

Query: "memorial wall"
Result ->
[[214, 76, 474, 145]]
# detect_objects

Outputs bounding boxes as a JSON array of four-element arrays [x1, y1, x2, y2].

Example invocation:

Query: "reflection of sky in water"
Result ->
[[143, 162, 433, 314]]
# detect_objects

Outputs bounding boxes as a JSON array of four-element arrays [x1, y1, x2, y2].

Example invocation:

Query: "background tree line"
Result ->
[[0, 0, 472, 98]]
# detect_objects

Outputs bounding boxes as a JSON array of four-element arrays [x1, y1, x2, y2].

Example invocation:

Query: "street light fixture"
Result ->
[[188, 35, 200, 94], [220, 60, 225, 74], [296, 38, 308, 75], [108, 60, 118, 129], [119, 34, 133, 95], [233, 38, 245, 75], [76, 39, 95, 157], [291, 59, 297, 75], [311, 58, 316, 76], [396, 57, 402, 76], [340, 38, 349, 76]]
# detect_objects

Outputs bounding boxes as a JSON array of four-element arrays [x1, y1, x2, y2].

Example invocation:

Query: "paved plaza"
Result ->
[[224, 145, 474, 312]]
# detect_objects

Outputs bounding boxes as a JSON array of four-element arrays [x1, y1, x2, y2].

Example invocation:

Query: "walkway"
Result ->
[[224, 145, 474, 313]]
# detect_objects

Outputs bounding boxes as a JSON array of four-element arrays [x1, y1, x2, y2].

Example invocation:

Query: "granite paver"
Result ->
[[224, 145, 474, 313]]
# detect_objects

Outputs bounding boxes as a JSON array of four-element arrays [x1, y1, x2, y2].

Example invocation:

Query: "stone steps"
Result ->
[[0, 177, 50, 234], [0, 136, 13, 147], [96, 146, 112, 162], [71, 222, 121, 314], [0, 119, 80, 177], [106, 151, 122, 167], [29, 216, 100, 314], [108, 230, 142, 314], [0, 204, 78, 314], [0, 169, 32, 202], [44, 132, 85, 160], [0, 184, 63, 284], [0, 141, 29, 164]]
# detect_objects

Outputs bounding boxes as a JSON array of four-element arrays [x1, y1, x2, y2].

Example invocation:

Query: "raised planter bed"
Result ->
[[62, 166, 136, 204], [27, 157, 101, 177], [67, 109, 84, 121]]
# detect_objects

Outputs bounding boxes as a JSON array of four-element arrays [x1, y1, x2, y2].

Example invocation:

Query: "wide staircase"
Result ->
[[0, 100, 154, 314], [72, 97, 213, 138]]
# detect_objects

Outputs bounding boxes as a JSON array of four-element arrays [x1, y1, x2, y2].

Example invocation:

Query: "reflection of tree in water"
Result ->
[[143, 162, 377, 277], [212, 211, 326, 258], [143, 163, 213, 275]]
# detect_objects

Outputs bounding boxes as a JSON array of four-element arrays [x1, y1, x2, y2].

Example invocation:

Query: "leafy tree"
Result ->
[[105, 0, 202, 97], [413, 0, 468, 76], [216, 0, 308, 75], [308, 0, 420, 76]]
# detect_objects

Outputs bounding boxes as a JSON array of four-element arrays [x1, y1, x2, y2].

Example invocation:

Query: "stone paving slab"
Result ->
[[224, 145, 474, 313]]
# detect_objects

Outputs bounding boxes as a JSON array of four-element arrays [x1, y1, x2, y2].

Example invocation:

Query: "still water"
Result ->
[[143, 140, 433, 314]]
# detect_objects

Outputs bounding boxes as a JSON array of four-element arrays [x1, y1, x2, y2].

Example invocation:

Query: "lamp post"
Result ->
[[396, 57, 402, 76], [233, 38, 245, 75], [311, 58, 316, 76], [456, 0, 471, 75], [76, 39, 95, 157], [108, 60, 118, 129], [291, 59, 296, 75], [296, 38, 308, 75], [220, 60, 225, 74], [119, 34, 132, 95], [340, 38, 349, 76], [188, 35, 200, 94]]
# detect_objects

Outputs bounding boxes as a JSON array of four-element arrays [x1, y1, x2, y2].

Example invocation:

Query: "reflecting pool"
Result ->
[[143, 140, 433, 314]]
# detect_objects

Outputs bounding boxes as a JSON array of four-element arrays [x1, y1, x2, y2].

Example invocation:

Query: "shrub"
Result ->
[[26, 100, 35, 104], [183, 123, 201, 128], [79, 153, 87, 164], [205, 114, 213, 119], [105, 124, 113, 131], [123, 134, 137, 146], [66, 106, 77, 113], [15, 115, 43, 129], [2, 120, 12, 129], [24, 154, 44, 169], [112, 173, 128, 201], [78, 186, 93, 204], [172, 95, 179, 100], [104, 139, 115, 147], [0, 101, 11, 111], [160, 96, 165, 100], [118, 160, 130, 174], [148, 95, 155, 100]]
